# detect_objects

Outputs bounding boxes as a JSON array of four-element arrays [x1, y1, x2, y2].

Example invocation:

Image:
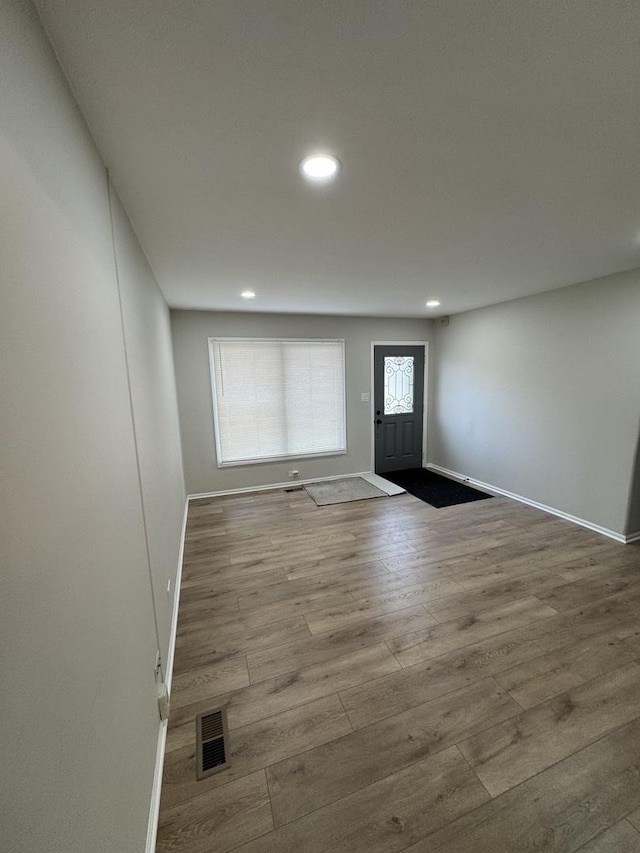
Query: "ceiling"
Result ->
[[35, 0, 640, 317]]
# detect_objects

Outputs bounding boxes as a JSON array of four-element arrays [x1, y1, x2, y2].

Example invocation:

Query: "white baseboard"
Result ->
[[625, 530, 640, 544], [426, 463, 628, 544], [188, 471, 373, 501], [165, 498, 188, 693], [145, 719, 168, 853], [145, 496, 188, 853]]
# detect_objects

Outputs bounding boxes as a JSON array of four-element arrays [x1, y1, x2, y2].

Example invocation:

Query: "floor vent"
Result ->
[[196, 706, 231, 779]]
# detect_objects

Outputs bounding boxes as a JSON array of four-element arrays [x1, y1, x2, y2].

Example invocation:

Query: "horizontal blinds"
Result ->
[[210, 338, 346, 465]]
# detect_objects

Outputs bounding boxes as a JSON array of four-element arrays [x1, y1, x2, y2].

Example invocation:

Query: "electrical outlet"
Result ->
[[157, 683, 170, 721], [288, 470, 300, 479]]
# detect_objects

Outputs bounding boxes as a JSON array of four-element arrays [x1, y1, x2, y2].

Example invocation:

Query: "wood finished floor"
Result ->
[[156, 487, 640, 853]]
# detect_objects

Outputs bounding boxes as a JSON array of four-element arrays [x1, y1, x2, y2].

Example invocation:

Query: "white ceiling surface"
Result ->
[[36, 0, 640, 317]]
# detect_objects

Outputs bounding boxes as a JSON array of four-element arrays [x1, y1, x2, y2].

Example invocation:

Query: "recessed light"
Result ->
[[426, 299, 441, 308], [300, 154, 340, 183], [241, 290, 256, 299]]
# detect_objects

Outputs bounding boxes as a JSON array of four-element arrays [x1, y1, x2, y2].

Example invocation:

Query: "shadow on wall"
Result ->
[[627, 427, 640, 536]]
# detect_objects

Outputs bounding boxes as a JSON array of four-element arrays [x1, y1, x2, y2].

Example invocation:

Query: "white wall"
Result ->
[[627, 440, 640, 536], [110, 189, 186, 672], [171, 310, 432, 494], [0, 2, 185, 851], [431, 270, 640, 536]]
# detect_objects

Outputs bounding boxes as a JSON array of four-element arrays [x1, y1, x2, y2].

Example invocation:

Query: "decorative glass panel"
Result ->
[[384, 356, 414, 414]]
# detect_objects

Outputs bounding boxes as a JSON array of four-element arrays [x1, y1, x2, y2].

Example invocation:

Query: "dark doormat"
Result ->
[[381, 468, 492, 509]]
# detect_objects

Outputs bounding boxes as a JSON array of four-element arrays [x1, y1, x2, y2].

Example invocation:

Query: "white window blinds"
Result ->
[[209, 338, 346, 466]]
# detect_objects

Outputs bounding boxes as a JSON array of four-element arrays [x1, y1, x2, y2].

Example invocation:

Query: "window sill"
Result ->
[[217, 449, 347, 469]]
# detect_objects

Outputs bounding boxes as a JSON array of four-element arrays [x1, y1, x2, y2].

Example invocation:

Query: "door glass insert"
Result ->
[[384, 356, 414, 414]]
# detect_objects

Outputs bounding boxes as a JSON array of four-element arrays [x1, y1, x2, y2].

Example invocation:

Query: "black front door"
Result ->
[[374, 345, 424, 473]]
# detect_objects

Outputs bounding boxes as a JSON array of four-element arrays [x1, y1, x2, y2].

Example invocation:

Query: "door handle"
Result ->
[[375, 419, 382, 425]]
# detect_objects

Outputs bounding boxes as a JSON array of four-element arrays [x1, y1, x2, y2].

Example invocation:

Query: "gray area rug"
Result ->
[[304, 477, 388, 506]]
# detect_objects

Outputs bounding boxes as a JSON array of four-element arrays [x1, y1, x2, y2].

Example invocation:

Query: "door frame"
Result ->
[[370, 341, 429, 474]]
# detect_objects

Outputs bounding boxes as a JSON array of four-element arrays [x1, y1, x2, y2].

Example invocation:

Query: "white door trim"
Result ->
[[370, 341, 429, 474]]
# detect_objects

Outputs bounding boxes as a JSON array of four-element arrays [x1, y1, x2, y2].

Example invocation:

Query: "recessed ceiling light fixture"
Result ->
[[300, 154, 340, 183], [241, 290, 256, 299], [426, 299, 441, 308]]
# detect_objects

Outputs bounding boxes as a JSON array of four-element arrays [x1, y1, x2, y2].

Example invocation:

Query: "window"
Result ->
[[383, 355, 415, 414], [209, 338, 346, 466]]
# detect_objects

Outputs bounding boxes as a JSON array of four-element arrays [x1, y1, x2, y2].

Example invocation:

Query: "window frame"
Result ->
[[208, 336, 347, 468]]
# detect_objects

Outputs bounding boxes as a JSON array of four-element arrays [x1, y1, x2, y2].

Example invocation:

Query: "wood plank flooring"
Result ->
[[156, 487, 640, 853]]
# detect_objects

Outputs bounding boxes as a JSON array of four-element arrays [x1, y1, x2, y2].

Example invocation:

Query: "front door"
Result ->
[[374, 345, 425, 473]]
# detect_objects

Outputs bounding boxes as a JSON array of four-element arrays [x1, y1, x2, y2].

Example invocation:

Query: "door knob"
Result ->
[[375, 419, 382, 424]]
